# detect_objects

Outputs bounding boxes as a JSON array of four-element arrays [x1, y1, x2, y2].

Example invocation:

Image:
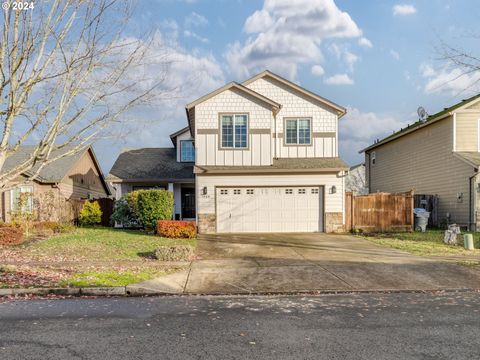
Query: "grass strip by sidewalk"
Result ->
[[362, 230, 480, 257]]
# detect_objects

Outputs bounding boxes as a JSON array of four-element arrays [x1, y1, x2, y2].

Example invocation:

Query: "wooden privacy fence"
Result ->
[[68, 197, 114, 226], [345, 191, 414, 233]]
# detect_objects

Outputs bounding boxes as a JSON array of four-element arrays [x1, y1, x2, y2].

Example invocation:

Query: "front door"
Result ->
[[181, 188, 196, 219]]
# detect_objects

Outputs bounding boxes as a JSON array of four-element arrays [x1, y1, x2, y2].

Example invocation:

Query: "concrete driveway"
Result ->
[[128, 233, 480, 295]]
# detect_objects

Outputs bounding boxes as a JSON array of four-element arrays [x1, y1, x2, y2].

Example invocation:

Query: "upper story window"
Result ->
[[285, 118, 311, 145], [180, 140, 195, 162], [221, 114, 248, 149], [371, 151, 376, 165]]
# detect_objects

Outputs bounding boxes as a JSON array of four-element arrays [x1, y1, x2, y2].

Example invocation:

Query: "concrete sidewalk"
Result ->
[[127, 233, 480, 295]]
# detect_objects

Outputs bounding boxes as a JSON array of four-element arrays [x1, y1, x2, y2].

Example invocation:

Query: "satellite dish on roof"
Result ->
[[417, 106, 427, 122]]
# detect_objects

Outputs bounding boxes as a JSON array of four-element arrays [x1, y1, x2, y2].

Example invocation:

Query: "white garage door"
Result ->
[[216, 186, 323, 233]]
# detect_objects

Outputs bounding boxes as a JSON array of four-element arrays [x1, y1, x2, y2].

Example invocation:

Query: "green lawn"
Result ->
[[0, 227, 196, 288], [362, 230, 480, 257], [15, 227, 196, 262]]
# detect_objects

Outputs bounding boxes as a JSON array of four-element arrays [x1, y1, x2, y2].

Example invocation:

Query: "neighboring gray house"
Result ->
[[107, 127, 196, 220], [345, 163, 367, 195], [108, 70, 349, 233]]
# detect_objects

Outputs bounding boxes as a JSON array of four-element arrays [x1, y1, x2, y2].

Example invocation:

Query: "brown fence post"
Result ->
[[345, 192, 353, 232]]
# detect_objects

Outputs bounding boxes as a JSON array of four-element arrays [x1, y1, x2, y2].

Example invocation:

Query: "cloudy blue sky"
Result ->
[[97, 0, 480, 172]]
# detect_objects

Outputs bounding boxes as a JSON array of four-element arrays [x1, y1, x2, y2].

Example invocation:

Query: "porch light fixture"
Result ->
[[330, 186, 337, 194], [202, 187, 208, 195]]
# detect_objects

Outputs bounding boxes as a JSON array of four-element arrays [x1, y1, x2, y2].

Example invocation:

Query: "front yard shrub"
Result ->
[[137, 190, 173, 229], [157, 220, 197, 239], [79, 200, 102, 226], [111, 195, 141, 227], [155, 245, 195, 261], [0, 226, 24, 246]]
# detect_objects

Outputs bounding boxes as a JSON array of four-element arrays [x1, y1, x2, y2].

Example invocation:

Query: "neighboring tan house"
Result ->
[[361, 94, 480, 229], [1, 146, 111, 223], [108, 70, 349, 233], [345, 163, 367, 195]]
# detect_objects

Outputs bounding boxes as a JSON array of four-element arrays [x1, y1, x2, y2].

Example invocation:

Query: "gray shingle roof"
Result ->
[[107, 148, 195, 182], [195, 157, 349, 174], [2, 145, 86, 183], [455, 152, 480, 168]]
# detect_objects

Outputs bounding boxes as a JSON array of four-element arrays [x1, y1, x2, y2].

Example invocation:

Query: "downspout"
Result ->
[[469, 171, 479, 231]]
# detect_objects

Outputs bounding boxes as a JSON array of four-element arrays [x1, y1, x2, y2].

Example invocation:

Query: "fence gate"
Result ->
[[345, 191, 414, 232]]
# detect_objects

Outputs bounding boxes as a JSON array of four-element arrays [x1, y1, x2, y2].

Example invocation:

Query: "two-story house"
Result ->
[[361, 94, 480, 230], [108, 70, 349, 233]]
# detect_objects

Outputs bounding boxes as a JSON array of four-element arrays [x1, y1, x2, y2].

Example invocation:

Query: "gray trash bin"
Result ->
[[414, 209, 430, 232]]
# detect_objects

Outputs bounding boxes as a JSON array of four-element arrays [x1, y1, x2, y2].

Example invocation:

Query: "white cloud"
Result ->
[[393, 4, 417, 16], [324, 73, 354, 85], [339, 107, 411, 164], [390, 49, 400, 60], [420, 63, 480, 95], [329, 43, 359, 72], [184, 30, 209, 43], [311, 65, 325, 76], [184, 12, 208, 28], [358, 37, 373, 48], [225, 0, 362, 80]]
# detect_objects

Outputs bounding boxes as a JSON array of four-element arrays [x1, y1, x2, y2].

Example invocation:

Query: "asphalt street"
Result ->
[[0, 291, 479, 359]]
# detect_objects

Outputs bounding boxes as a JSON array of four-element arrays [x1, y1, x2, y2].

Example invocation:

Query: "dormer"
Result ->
[[170, 127, 195, 163]]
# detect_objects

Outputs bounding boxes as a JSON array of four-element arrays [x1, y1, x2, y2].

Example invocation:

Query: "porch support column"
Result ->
[[167, 182, 175, 220]]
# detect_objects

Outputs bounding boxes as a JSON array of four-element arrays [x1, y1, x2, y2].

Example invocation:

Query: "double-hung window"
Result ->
[[285, 118, 311, 145], [221, 114, 248, 149], [180, 140, 195, 162]]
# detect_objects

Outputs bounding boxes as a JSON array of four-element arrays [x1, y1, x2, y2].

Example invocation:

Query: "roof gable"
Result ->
[[186, 82, 280, 111], [169, 126, 190, 146], [242, 70, 346, 117], [185, 81, 281, 134], [1, 145, 111, 195]]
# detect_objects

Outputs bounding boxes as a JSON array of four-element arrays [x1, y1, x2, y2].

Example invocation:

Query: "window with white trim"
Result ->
[[246, 189, 254, 195], [298, 189, 306, 194], [221, 114, 248, 148], [311, 188, 319, 194], [285, 189, 293, 194], [371, 151, 376, 165], [220, 189, 228, 195], [285, 118, 311, 145], [233, 189, 241, 195], [180, 140, 195, 162], [10, 185, 33, 213]]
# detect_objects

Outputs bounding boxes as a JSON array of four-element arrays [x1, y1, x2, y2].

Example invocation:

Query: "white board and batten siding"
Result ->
[[245, 77, 338, 158], [194, 89, 273, 166], [194, 78, 339, 167]]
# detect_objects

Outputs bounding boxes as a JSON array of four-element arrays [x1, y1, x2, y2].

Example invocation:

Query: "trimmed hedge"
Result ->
[[155, 245, 195, 261], [137, 190, 173, 229], [0, 227, 24, 246], [157, 220, 197, 239]]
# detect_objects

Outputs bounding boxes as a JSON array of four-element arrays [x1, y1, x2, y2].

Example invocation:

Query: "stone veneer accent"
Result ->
[[325, 212, 344, 233], [198, 213, 216, 234]]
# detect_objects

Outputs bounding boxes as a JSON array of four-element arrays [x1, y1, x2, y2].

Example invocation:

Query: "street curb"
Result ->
[[0, 286, 479, 298]]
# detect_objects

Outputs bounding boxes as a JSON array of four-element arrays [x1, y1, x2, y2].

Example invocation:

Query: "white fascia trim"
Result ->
[[453, 113, 457, 151]]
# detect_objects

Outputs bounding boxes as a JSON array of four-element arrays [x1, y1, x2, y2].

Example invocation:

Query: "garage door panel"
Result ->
[[216, 186, 324, 233]]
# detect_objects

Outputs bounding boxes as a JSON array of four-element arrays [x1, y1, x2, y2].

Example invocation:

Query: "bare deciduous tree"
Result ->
[[0, 0, 164, 188], [437, 37, 480, 94]]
